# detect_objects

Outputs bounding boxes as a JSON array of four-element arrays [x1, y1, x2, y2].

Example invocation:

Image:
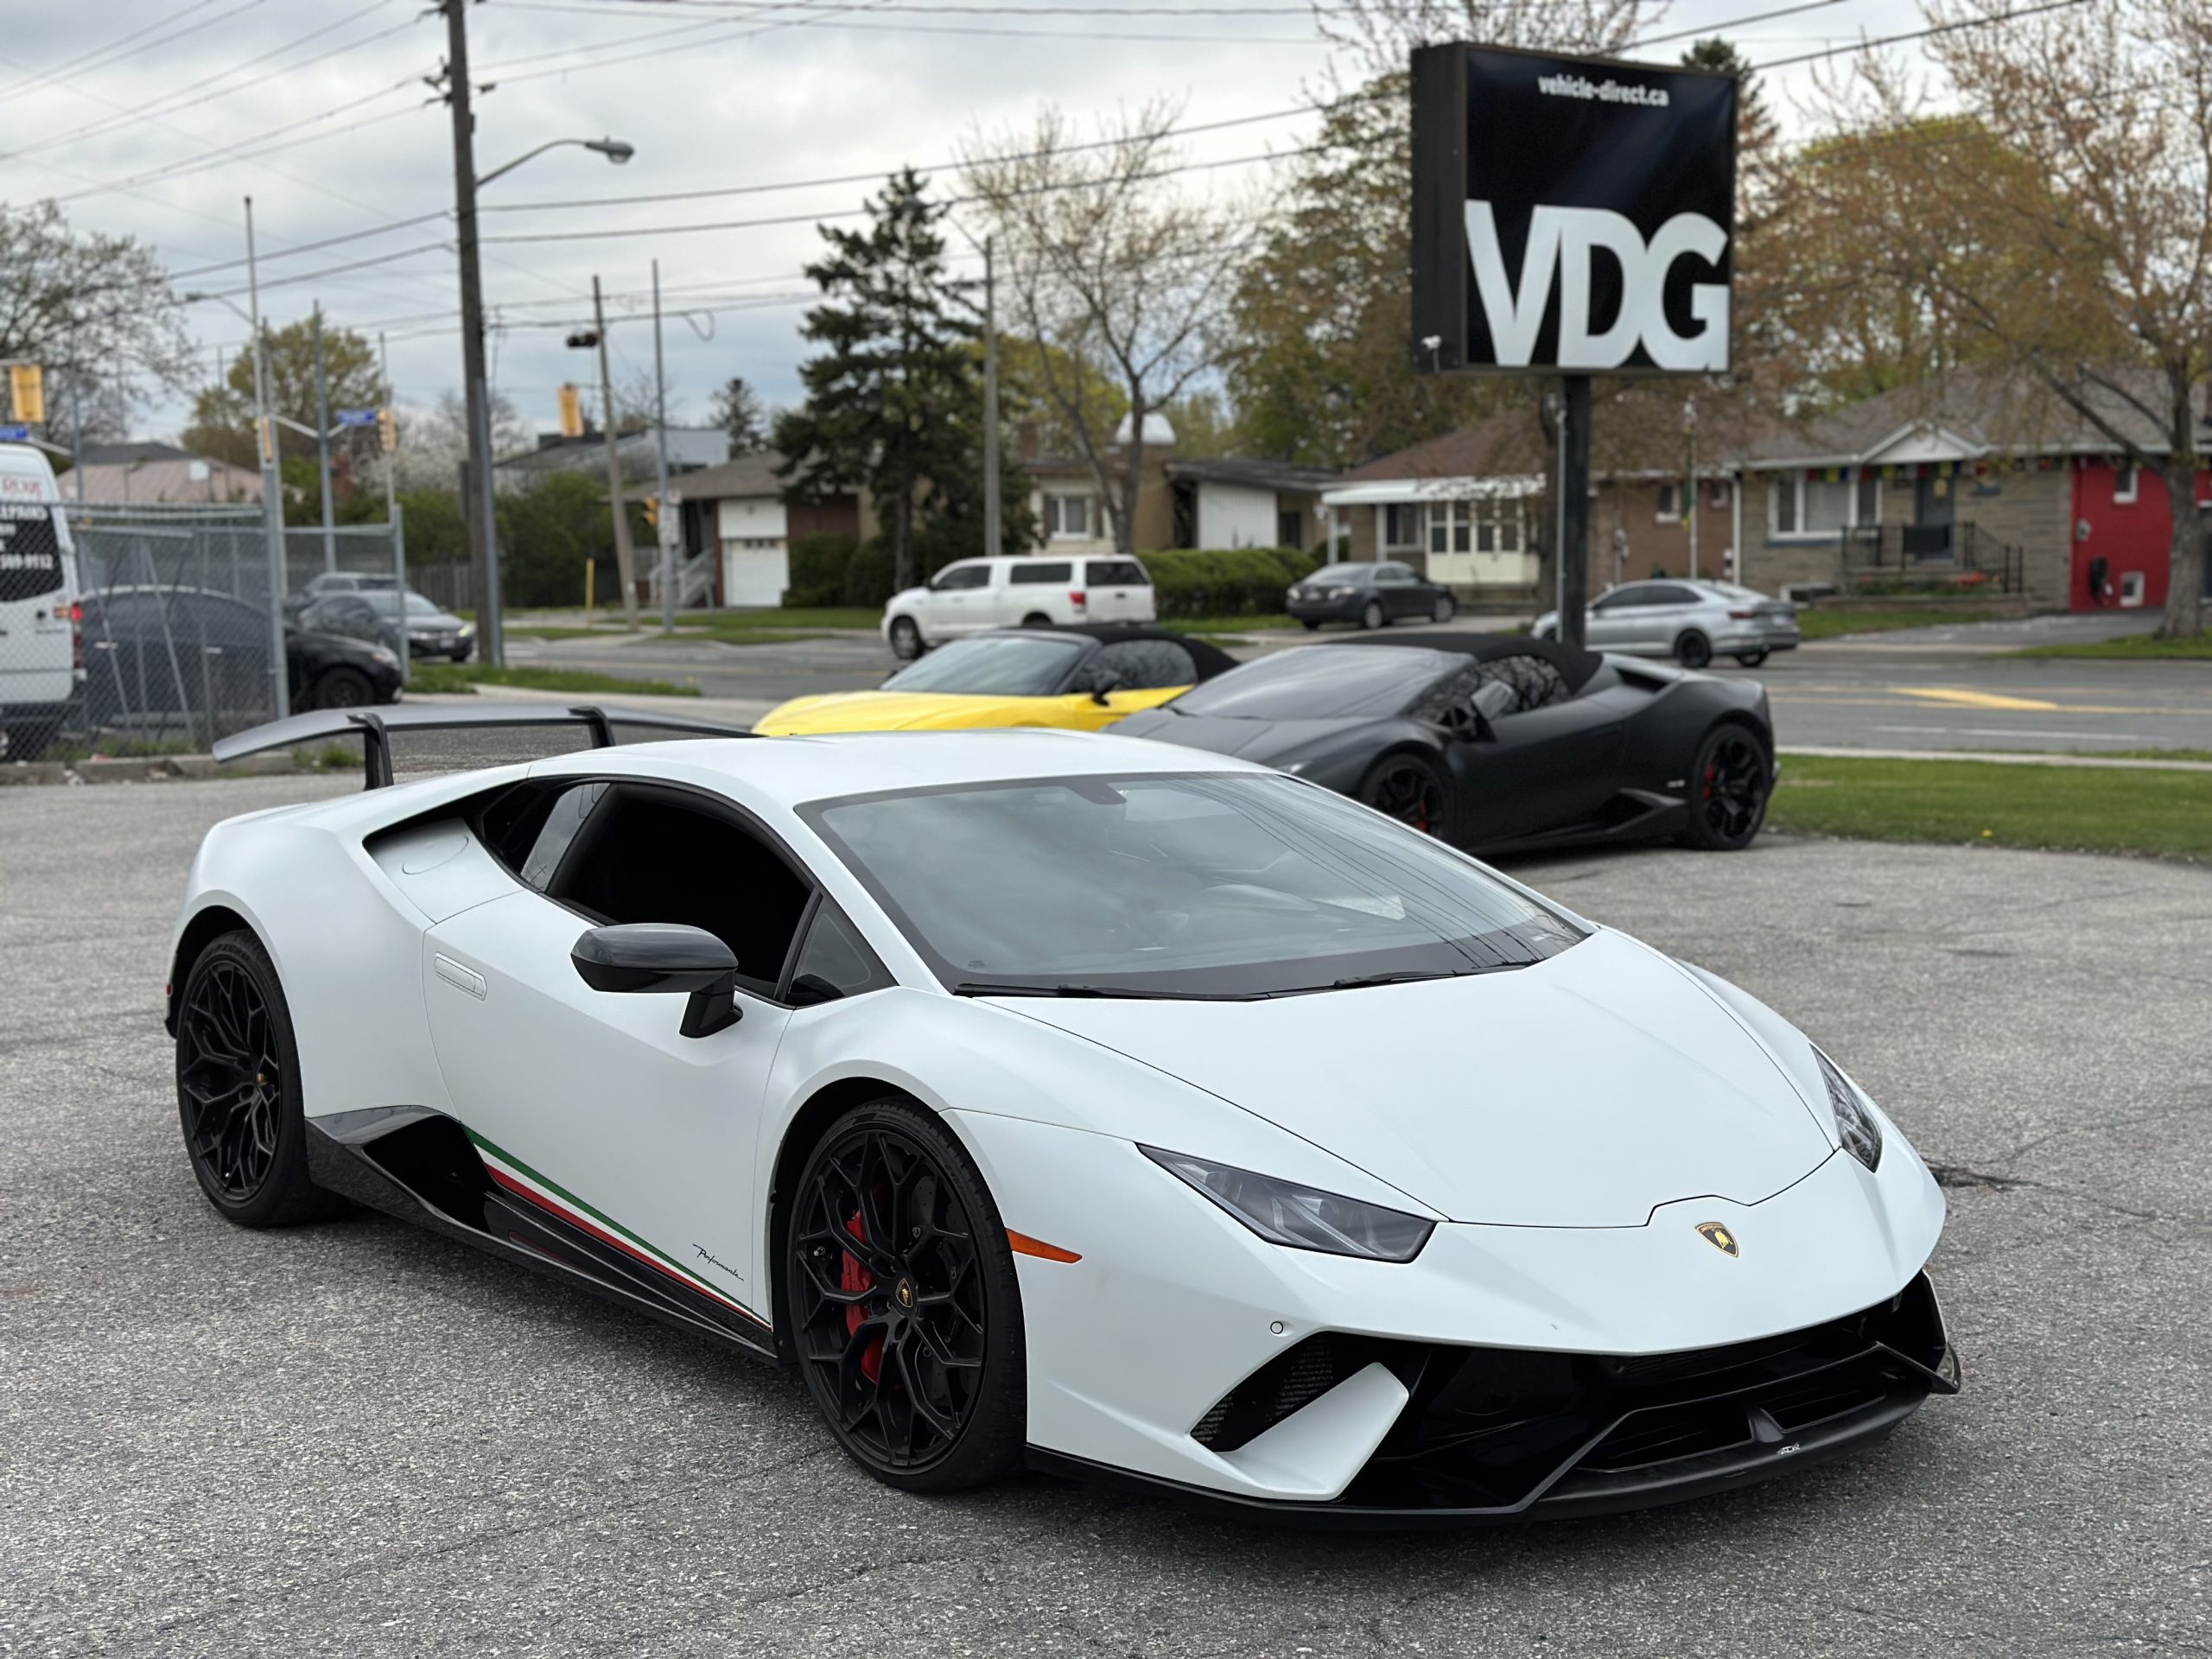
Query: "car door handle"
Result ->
[[434, 953, 486, 1000]]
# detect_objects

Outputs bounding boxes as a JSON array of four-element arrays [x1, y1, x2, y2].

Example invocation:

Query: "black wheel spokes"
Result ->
[[179, 961, 280, 1201], [1702, 737, 1768, 841], [1375, 765, 1442, 833], [793, 1125, 988, 1470]]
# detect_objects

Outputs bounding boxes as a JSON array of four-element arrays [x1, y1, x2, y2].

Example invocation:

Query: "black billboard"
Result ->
[[1411, 44, 1737, 376]]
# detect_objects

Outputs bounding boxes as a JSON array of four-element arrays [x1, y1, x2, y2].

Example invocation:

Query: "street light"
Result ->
[[442, 0, 633, 667]]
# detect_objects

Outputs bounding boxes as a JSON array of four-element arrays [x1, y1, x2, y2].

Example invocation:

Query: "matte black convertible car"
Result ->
[[1109, 634, 1775, 853]]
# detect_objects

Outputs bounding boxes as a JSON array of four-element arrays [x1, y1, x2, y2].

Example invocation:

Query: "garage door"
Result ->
[[721, 539, 790, 607]]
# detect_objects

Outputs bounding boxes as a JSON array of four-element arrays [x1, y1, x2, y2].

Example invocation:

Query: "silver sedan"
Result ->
[[1534, 580, 1801, 669]]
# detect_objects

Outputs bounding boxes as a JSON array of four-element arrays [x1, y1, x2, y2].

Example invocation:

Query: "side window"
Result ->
[[931, 563, 989, 592], [547, 787, 813, 997], [1477, 653, 1572, 714], [1592, 587, 1643, 611], [1008, 562, 1073, 584], [1375, 563, 1413, 585], [1090, 638, 1198, 690], [789, 903, 894, 1003], [1643, 584, 1696, 607], [1087, 558, 1147, 586], [520, 780, 612, 889]]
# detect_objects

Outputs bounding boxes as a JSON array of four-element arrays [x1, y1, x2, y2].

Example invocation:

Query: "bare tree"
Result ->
[[1808, 0, 2212, 636], [963, 103, 1240, 556], [1313, 0, 1654, 82]]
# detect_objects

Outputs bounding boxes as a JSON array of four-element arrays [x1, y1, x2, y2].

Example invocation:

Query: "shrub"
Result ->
[[1142, 547, 1324, 619], [842, 538, 895, 607], [784, 532, 858, 608]]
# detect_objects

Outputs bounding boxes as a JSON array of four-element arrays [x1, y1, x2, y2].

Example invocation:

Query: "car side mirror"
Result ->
[[1080, 668, 1126, 706], [1457, 679, 1516, 742], [571, 923, 742, 1038]]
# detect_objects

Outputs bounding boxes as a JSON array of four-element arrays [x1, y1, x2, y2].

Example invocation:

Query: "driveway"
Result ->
[[3, 779, 2205, 1656]]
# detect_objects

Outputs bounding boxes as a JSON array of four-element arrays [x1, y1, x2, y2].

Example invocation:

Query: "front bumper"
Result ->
[[950, 1108, 1949, 1524], [1287, 593, 1363, 622], [1032, 1272, 1955, 1526]]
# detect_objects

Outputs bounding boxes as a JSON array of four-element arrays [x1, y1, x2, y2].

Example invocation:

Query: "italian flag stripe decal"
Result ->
[[467, 1130, 770, 1330]]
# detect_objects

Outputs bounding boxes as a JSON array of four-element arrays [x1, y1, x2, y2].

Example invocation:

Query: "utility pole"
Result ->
[[67, 316, 84, 504], [380, 330, 408, 686], [652, 257, 674, 633], [1684, 397, 1699, 582], [244, 196, 289, 720], [313, 302, 337, 573], [982, 234, 1001, 557], [592, 275, 639, 627], [440, 0, 502, 665], [1557, 375, 1591, 648]]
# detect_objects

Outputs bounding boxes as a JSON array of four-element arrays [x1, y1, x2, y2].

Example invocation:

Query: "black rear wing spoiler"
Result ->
[[212, 702, 756, 788]]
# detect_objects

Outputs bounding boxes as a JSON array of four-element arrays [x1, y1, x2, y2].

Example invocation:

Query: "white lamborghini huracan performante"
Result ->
[[171, 704, 1957, 1523]]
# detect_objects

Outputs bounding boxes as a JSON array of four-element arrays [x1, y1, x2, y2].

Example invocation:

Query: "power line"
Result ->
[[0, 0, 268, 107]]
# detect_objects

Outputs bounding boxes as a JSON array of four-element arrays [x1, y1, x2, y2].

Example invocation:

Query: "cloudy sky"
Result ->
[[1, 0, 1926, 443]]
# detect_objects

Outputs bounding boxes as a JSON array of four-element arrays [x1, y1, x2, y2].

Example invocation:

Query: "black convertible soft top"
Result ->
[[992, 623, 1239, 683], [1326, 630, 1604, 696]]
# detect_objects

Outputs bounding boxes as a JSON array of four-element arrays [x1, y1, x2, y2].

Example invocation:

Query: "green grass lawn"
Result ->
[[1768, 754, 2212, 861], [409, 664, 702, 697], [2009, 630, 2212, 660], [1794, 607, 2005, 640]]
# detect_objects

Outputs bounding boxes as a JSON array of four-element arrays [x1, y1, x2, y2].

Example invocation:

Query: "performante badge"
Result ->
[[1695, 1221, 1740, 1257]]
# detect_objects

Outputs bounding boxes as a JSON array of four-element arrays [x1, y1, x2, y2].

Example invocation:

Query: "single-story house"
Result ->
[[69, 442, 266, 505], [496, 424, 729, 495], [1024, 415, 1343, 556], [634, 451, 873, 607]]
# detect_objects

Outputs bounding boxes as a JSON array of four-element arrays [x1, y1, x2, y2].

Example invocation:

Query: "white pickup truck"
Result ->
[[0, 444, 80, 761]]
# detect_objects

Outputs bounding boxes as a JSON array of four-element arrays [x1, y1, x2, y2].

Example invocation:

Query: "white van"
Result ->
[[0, 445, 80, 761], [881, 554, 1154, 659]]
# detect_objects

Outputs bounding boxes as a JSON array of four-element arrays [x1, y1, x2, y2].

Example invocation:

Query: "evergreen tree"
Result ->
[[709, 375, 769, 453], [774, 170, 987, 592]]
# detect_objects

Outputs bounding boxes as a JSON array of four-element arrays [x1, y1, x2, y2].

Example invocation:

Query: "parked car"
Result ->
[[300, 589, 474, 660], [302, 571, 399, 595], [882, 556, 1154, 659], [1287, 561, 1457, 631], [1111, 632, 1777, 854], [80, 586, 402, 734], [756, 625, 1236, 734], [0, 442, 82, 762], [1534, 580, 1800, 669]]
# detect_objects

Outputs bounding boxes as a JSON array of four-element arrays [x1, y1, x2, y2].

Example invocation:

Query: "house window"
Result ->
[[1707, 480, 1732, 510], [1656, 482, 1682, 522], [1382, 503, 1419, 549], [1044, 493, 1092, 539], [1473, 496, 1524, 553], [1277, 508, 1305, 549], [1770, 472, 1878, 538], [1427, 501, 1472, 555], [2114, 463, 2139, 504]]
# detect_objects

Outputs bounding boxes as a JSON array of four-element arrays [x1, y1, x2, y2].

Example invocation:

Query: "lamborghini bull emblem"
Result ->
[[1695, 1221, 1740, 1257]]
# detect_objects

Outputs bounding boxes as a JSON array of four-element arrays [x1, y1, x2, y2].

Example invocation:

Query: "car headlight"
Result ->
[[458, 621, 476, 639], [1140, 1146, 1433, 1262], [369, 645, 400, 667], [1814, 1048, 1883, 1172], [1325, 586, 1356, 599]]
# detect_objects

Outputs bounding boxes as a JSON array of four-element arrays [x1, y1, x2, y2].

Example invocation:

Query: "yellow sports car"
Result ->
[[753, 625, 1238, 734]]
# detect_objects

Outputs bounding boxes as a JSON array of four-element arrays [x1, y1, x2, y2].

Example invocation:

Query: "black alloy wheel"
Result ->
[[1300, 618, 1321, 630], [1675, 631, 1714, 670], [787, 1101, 1025, 1491], [889, 616, 923, 660], [1734, 650, 1770, 667], [314, 666, 373, 709], [1360, 752, 1451, 839], [175, 931, 338, 1226], [1432, 593, 1456, 623], [1681, 726, 1771, 851], [1360, 601, 1385, 631]]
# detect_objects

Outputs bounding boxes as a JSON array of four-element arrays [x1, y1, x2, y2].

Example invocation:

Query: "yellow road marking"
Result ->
[[1768, 692, 2210, 715], [1889, 688, 2062, 711]]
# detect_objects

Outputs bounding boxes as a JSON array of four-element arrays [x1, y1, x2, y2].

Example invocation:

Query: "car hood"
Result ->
[[990, 928, 1838, 1226], [1108, 709, 1378, 766], [756, 690, 1062, 734]]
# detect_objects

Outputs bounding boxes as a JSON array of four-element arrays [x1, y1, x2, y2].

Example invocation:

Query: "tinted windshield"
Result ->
[[1306, 563, 1370, 583], [363, 591, 448, 618], [803, 771, 1581, 998], [880, 633, 1087, 696], [1166, 646, 1449, 721]]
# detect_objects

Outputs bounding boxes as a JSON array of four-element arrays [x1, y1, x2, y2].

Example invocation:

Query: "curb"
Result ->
[[1780, 745, 2212, 772]]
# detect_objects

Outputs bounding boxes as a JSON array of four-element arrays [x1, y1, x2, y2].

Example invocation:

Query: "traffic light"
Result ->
[[641, 495, 658, 529], [565, 330, 600, 350], [557, 382, 584, 438], [377, 405, 397, 454], [8, 364, 44, 425]]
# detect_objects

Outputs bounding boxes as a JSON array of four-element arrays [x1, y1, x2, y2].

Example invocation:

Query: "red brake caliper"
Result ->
[[1702, 760, 1717, 800], [841, 1211, 882, 1383]]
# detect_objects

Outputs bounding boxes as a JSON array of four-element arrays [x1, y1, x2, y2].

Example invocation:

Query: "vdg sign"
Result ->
[[1411, 45, 1738, 377]]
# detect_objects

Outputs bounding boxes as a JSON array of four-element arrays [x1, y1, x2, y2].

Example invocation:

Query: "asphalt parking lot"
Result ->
[[3, 777, 2208, 1657]]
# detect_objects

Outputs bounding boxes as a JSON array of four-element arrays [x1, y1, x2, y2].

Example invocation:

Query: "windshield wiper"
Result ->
[[951, 979, 1265, 1001], [1324, 969, 1462, 991]]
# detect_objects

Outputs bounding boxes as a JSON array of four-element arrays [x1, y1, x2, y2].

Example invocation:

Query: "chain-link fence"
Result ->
[[0, 499, 415, 764]]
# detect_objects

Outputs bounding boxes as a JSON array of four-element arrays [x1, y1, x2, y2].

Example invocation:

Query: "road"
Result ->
[[3, 779, 2207, 1656], [503, 618, 2212, 753]]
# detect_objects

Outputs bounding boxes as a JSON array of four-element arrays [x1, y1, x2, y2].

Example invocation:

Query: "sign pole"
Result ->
[[1557, 375, 1591, 648]]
